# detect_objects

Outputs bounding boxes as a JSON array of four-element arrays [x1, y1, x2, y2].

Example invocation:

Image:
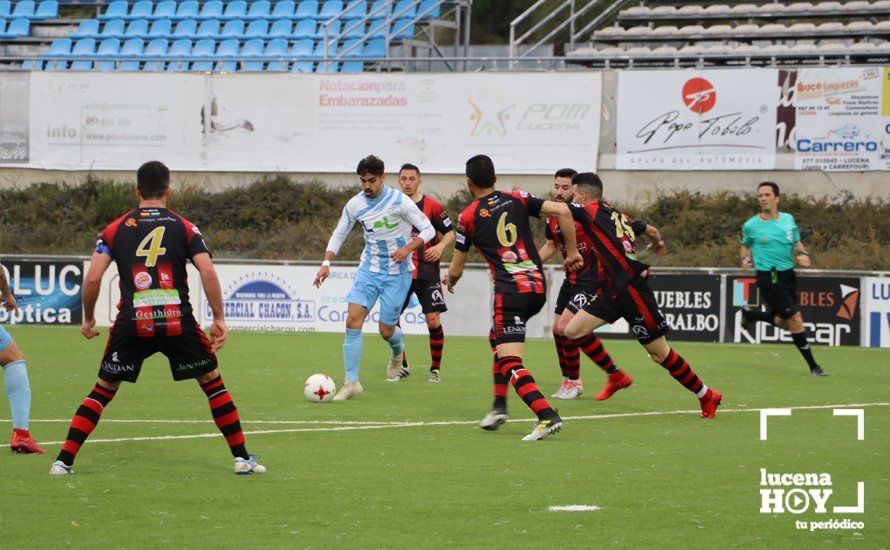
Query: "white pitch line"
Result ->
[[549, 505, 601, 512], [23, 401, 890, 447]]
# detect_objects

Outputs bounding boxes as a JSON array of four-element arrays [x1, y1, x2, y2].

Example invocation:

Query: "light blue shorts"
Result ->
[[0, 326, 12, 353], [346, 269, 412, 327]]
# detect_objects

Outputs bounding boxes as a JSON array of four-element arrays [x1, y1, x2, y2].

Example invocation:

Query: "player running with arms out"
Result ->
[[740, 182, 826, 377], [445, 155, 582, 441], [0, 262, 45, 454], [564, 172, 722, 419], [539, 169, 666, 401], [396, 163, 454, 383], [314, 155, 435, 399], [50, 161, 266, 475]]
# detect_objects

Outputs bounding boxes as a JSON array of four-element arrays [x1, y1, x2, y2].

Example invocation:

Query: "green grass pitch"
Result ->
[[1, 325, 888, 548]]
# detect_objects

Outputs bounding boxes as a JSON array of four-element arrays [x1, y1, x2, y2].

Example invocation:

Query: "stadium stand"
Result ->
[[560, 0, 890, 67], [1, 0, 468, 72]]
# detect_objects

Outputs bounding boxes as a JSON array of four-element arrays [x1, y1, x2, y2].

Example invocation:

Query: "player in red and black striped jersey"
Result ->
[[563, 172, 723, 419], [397, 163, 454, 382], [540, 169, 667, 402], [50, 161, 266, 476], [445, 155, 582, 441]]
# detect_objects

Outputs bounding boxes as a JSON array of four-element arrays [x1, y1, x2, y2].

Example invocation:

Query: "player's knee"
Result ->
[[195, 369, 219, 384], [425, 313, 440, 329], [563, 322, 583, 341], [345, 314, 364, 329], [0, 343, 25, 365], [379, 324, 395, 339]]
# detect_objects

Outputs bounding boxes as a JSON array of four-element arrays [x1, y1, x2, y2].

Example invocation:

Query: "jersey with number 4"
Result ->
[[455, 190, 546, 295], [96, 207, 209, 337], [569, 201, 649, 295]]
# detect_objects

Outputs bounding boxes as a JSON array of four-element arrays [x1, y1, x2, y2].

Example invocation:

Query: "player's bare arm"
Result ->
[[794, 241, 811, 268], [314, 250, 336, 288], [81, 252, 112, 339], [539, 201, 583, 272], [193, 252, 228, 352], [392, 201, 435, 263], [537, 239, 556, 262], [643, 224, 667, 257], [424, 229, 455, 263], [444, 249, 467, 293], [0, 263, 18, 313], [740, 245, 754, 268], [317, 203, 357, 288], [390, 236, 426, 264]]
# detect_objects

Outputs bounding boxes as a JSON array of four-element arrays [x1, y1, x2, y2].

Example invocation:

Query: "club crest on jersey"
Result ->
[[134, 271, 152, 290], [125, 218, 138, 227], [479, 209, 491, 218]]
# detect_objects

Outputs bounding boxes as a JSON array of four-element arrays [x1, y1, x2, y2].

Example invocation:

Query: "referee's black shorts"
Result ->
[[756, 269, 798, 320]]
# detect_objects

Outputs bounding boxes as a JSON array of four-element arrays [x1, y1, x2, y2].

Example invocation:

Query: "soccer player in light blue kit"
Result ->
[[0, 261, 45, 453], [314, 155, 435, 400]]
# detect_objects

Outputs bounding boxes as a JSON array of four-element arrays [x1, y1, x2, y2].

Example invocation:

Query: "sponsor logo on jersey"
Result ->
[[134, 271, 152, 290]]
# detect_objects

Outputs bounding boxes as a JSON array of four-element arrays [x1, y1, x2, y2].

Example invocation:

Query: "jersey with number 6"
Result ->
[[569, 201, 649, 295], [455, 190, 546, 294], [95, 207, 210, 337]]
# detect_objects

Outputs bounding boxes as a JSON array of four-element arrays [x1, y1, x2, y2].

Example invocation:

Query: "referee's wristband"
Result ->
[[321, 260, 331, 267]]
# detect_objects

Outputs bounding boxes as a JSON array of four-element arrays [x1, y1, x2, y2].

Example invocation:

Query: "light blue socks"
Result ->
[[3, 360, 31, 430], [385, 326, 404, 357], [343, 329, 363, 382]]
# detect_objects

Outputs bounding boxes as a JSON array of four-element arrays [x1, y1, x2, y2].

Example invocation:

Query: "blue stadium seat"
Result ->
[[214, 37, 238, 71], [342, 0, 366, 20], [240, 37, 264, 70], [125, 19, 148, 38], [290, 38, 313, 56], [313, 19, 339, 40], [125, 1, 152, 21], [1, 17, 29, 37], [189, 37, 214, 70], [391, 18, 413, 39], [290, 60, 312, 73], [71, 18, 99, 38], [368, 0, 389, 18], [148, 18, 171, 38], [364, 38, 385, 57], [312, 39, 336, 59], [11, 1, 34, 19], [315, 61, 339, 72], [291, 18, 314, 38], [0, 19, 6, 36], [44, 37, 70, 69], [340, 60, 362, 72], [393, 0, 416, 18], [172, 19, 196, 38], [166, 37, 191, 70], [243, 18, 267, 38], [34, 0, 57, 20], [101, 0, 127, 20], [221, 0, 246, 21], [153, 1, 176, 20], [194, 19, 220, 39], [294, 0, 318, 19], [100, 19, 124, 37], [142, 37, 168, 70], [316, 0, 343, 20], [0, 1, 9, 17], [265, 59, 288, 71], [220, 19, 243, 38], [247, 0, 270, 19], [119, 38, 144, 70], [198, 0, 222, 20], [22, 59, 44, 70], [68, 37, 95, 69], [366, 18, 387, 39], [418, 0, 440, 19], [95, 37, 120, 70], [342, 20, 365, 38], [271, 0, 294, 19], [176, 1, 198, 19], [264, 37, 287, 57], [267, 18, 291, 39], [340, 37, 362, 57]]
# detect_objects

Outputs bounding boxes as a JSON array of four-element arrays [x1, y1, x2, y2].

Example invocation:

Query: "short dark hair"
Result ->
[[554, 168, 577, 179], [137, 161, 170, 199], [572, 172, 604, 199], [399, 163, 420, 176], [465, 154, 496, 188], [758, 181, 780, 196], [357, 155, 385, 176]]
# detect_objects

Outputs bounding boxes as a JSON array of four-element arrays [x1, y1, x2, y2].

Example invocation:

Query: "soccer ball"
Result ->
[[304, 373, 336, 403]]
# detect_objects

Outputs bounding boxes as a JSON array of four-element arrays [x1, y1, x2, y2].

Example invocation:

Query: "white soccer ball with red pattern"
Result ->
[[304, 374, 336, 403]]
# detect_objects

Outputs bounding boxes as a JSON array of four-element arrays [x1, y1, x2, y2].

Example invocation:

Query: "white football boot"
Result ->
[[234, 455, 267, 475], [332, 380, 364, 401], [479, 408, 509, 431], [386, 353, 410, 382], [49, 460, 74, 475]]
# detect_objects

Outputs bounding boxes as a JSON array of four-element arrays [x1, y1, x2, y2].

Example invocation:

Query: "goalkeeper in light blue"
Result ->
[[314, 155, 435, 400]]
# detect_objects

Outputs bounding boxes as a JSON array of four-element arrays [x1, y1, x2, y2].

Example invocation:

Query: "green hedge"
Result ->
[[2, 176, 888, 271]]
